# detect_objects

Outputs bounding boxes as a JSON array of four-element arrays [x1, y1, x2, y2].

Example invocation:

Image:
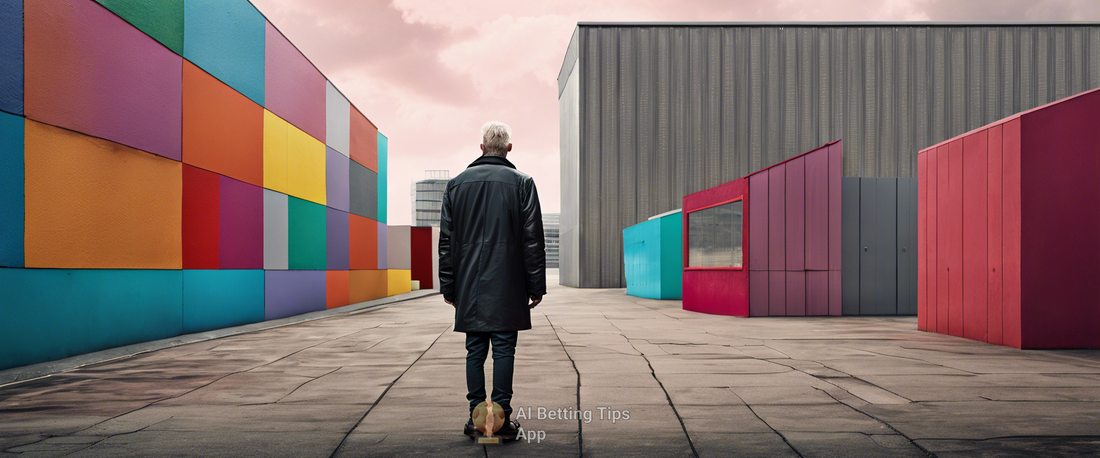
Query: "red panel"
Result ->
[[326, 270, 350, 309], [349, 107, 378, 172], [682, 177, 748, 316], [828, 270, 841, 316], [768, 165, 786, 271], [749, 271, 769, 316], [748, 173, 769, 271], [805, 149, 829, 270], [785, 157, 805, 271], [410, 227, 433, 289], [1002, 119, 1021, 348], [182, 165, 220, 269], [786, 271, 806, 316], [987, 125, 1004, 345], [828, 143, 842, 271], [349, 214, 378, 270], [917, 152, 928, 331], [806, 271, 828, 316], [768, 271, 785, 316], [962, 131, 989, 342], [683, 270, 747, 316], [935, 145, 948, 333], [1018, 90, 1100, 348], [947, 139, 964, 337]]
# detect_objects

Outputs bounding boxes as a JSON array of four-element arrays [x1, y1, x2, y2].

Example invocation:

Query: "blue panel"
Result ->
[[0, 0, 22, 115], [0, 112, 22, 267], [183, 269, 265, 334], [0, 269, 183, 370], [183, 0, 265, 105], [623, 212, 682, 300], [377, 132, 388, 223]]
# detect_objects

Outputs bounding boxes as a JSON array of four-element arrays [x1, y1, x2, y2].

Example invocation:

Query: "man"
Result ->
[[439, 121, 546, 441]]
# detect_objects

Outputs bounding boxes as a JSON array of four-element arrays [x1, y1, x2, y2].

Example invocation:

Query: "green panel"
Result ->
[[96, 0, 184, 55], [623, 212, 683, 300], [183, 270, 265, 334], [288, 196, 327, 269], [0, 269, 183, 370], [377, 132, 388, 223]]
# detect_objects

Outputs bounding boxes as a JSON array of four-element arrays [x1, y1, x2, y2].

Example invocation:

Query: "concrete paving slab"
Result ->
[[783, 432, 927, 457]]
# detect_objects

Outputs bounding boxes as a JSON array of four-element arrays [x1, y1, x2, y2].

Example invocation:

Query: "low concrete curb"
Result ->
[[0, 289, 441, 387]]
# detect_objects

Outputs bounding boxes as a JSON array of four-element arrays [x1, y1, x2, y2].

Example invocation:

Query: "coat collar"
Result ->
[[468, 155, 516, 169]]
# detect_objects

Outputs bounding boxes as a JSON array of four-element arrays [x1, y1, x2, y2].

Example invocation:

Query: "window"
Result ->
[[687, 199, 743, 268]]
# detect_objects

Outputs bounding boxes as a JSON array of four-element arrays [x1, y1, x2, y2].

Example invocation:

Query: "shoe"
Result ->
[[496, 419, 521, 442], [464, 418, 483, 439]]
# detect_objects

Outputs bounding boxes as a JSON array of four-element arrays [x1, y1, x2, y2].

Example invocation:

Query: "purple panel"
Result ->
[[219, 176, 263, 269], [25, 0, 182, 160], [265, 22, 326, 142], [786, 271, 806, 316], [748, 173, 769, 271], [768, 166, 786, 271], [326, 208, 349, 270], [264, 270, 326, 320], [326, 147, 350, 212], [768, 271, 785, 317], [828, 143, 843, 271], [829, 270, 842, 316], [377, 222, 388, 270], [807, 271, 829, 316], [805, 150, 829, 270], [785, 157, 806, 271], [749, 271, 769, 316]]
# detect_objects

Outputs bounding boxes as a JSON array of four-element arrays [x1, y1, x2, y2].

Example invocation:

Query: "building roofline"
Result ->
[[577, 21, 1100, 27]]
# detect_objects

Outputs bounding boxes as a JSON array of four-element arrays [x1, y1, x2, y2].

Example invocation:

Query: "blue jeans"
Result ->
[[465, 331, 518, 418]]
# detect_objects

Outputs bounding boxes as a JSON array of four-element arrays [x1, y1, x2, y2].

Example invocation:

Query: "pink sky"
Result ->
[[248, 0, 1100, 225]]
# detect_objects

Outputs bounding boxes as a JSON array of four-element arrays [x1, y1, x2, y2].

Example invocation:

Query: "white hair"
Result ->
[[481, 121, 512, 155]]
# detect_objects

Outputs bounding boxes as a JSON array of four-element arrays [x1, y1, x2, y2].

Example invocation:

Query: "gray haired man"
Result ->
[[438, 121, 547, 441]]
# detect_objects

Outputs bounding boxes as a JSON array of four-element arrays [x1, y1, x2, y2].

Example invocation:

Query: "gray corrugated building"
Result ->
[[412, 170, 449, 227], [559, 22, 1100, 288]]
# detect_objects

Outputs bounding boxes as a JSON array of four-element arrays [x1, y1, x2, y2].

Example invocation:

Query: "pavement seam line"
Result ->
[[328, 324, 451, 458], [733, 392, 805, 458], [610, 317, 700, 458], [545, 314, 583, 458], [813, 386, 938, 457]]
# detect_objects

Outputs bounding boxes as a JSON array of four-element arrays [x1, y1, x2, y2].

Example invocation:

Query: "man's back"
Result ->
[[439, 155, 546, 333]]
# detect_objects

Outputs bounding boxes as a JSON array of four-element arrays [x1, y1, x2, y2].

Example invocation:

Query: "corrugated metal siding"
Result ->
[[561, 24, 1100, 288], [558, 32, 581, 287]]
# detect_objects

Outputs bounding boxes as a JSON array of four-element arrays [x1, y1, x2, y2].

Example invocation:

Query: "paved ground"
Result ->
[[2, 274, 1100, 457]]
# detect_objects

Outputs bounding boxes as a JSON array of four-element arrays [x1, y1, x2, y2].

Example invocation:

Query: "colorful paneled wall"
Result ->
[[0, 0, 409, 371], [918, 87, 1100, 349], [623, 211, 683, 300]]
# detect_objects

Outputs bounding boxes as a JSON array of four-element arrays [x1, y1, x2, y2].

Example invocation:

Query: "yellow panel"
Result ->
[[263, 110, 288, 193], [287, 124, 326, 205], [387, 269, 411, 296]]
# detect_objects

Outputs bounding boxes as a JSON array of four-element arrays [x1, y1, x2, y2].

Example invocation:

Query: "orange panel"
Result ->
[[182, 61, 263, 186], [350, 270, 388, 304], [24, 120, 182, 269], [349, 214, 378, 270], [326, 270, 350, 309]]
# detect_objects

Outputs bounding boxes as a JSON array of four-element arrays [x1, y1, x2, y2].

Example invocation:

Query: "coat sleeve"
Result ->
[[438, 182, 456, 302], [520, 177, 547, 297]]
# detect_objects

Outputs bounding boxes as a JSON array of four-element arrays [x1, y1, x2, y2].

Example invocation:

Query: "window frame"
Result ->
[[684, 196, 745, 271]]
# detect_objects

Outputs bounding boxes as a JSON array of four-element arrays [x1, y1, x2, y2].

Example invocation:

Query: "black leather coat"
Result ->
[[439, 155, 546, 332]]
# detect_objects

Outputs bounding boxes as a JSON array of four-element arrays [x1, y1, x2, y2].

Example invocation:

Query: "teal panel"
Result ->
[[0, 112, 23, 267], [96, 0, 184, 55], [183, 0, 265, 105], [623, 212, 682, 300], [377, 132, 388, 223], [288, 196, 326, 269], [183, 270, 265, 334], [0, 269, 183, 370]]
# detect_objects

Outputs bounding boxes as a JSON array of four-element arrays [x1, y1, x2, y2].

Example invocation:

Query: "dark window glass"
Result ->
[[687, 200, 743, 268]]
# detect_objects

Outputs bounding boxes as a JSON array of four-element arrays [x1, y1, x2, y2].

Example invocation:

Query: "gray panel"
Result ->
[[861, 178, 899, 315], [263, 189, 288, 270], [841, 178, 861, 315], [349, 161, 377, 220], [858, 178, 875, 313], [897, 177, 918, 315], [559, 49, 581, 286], [561, 24, 1100, 288]]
